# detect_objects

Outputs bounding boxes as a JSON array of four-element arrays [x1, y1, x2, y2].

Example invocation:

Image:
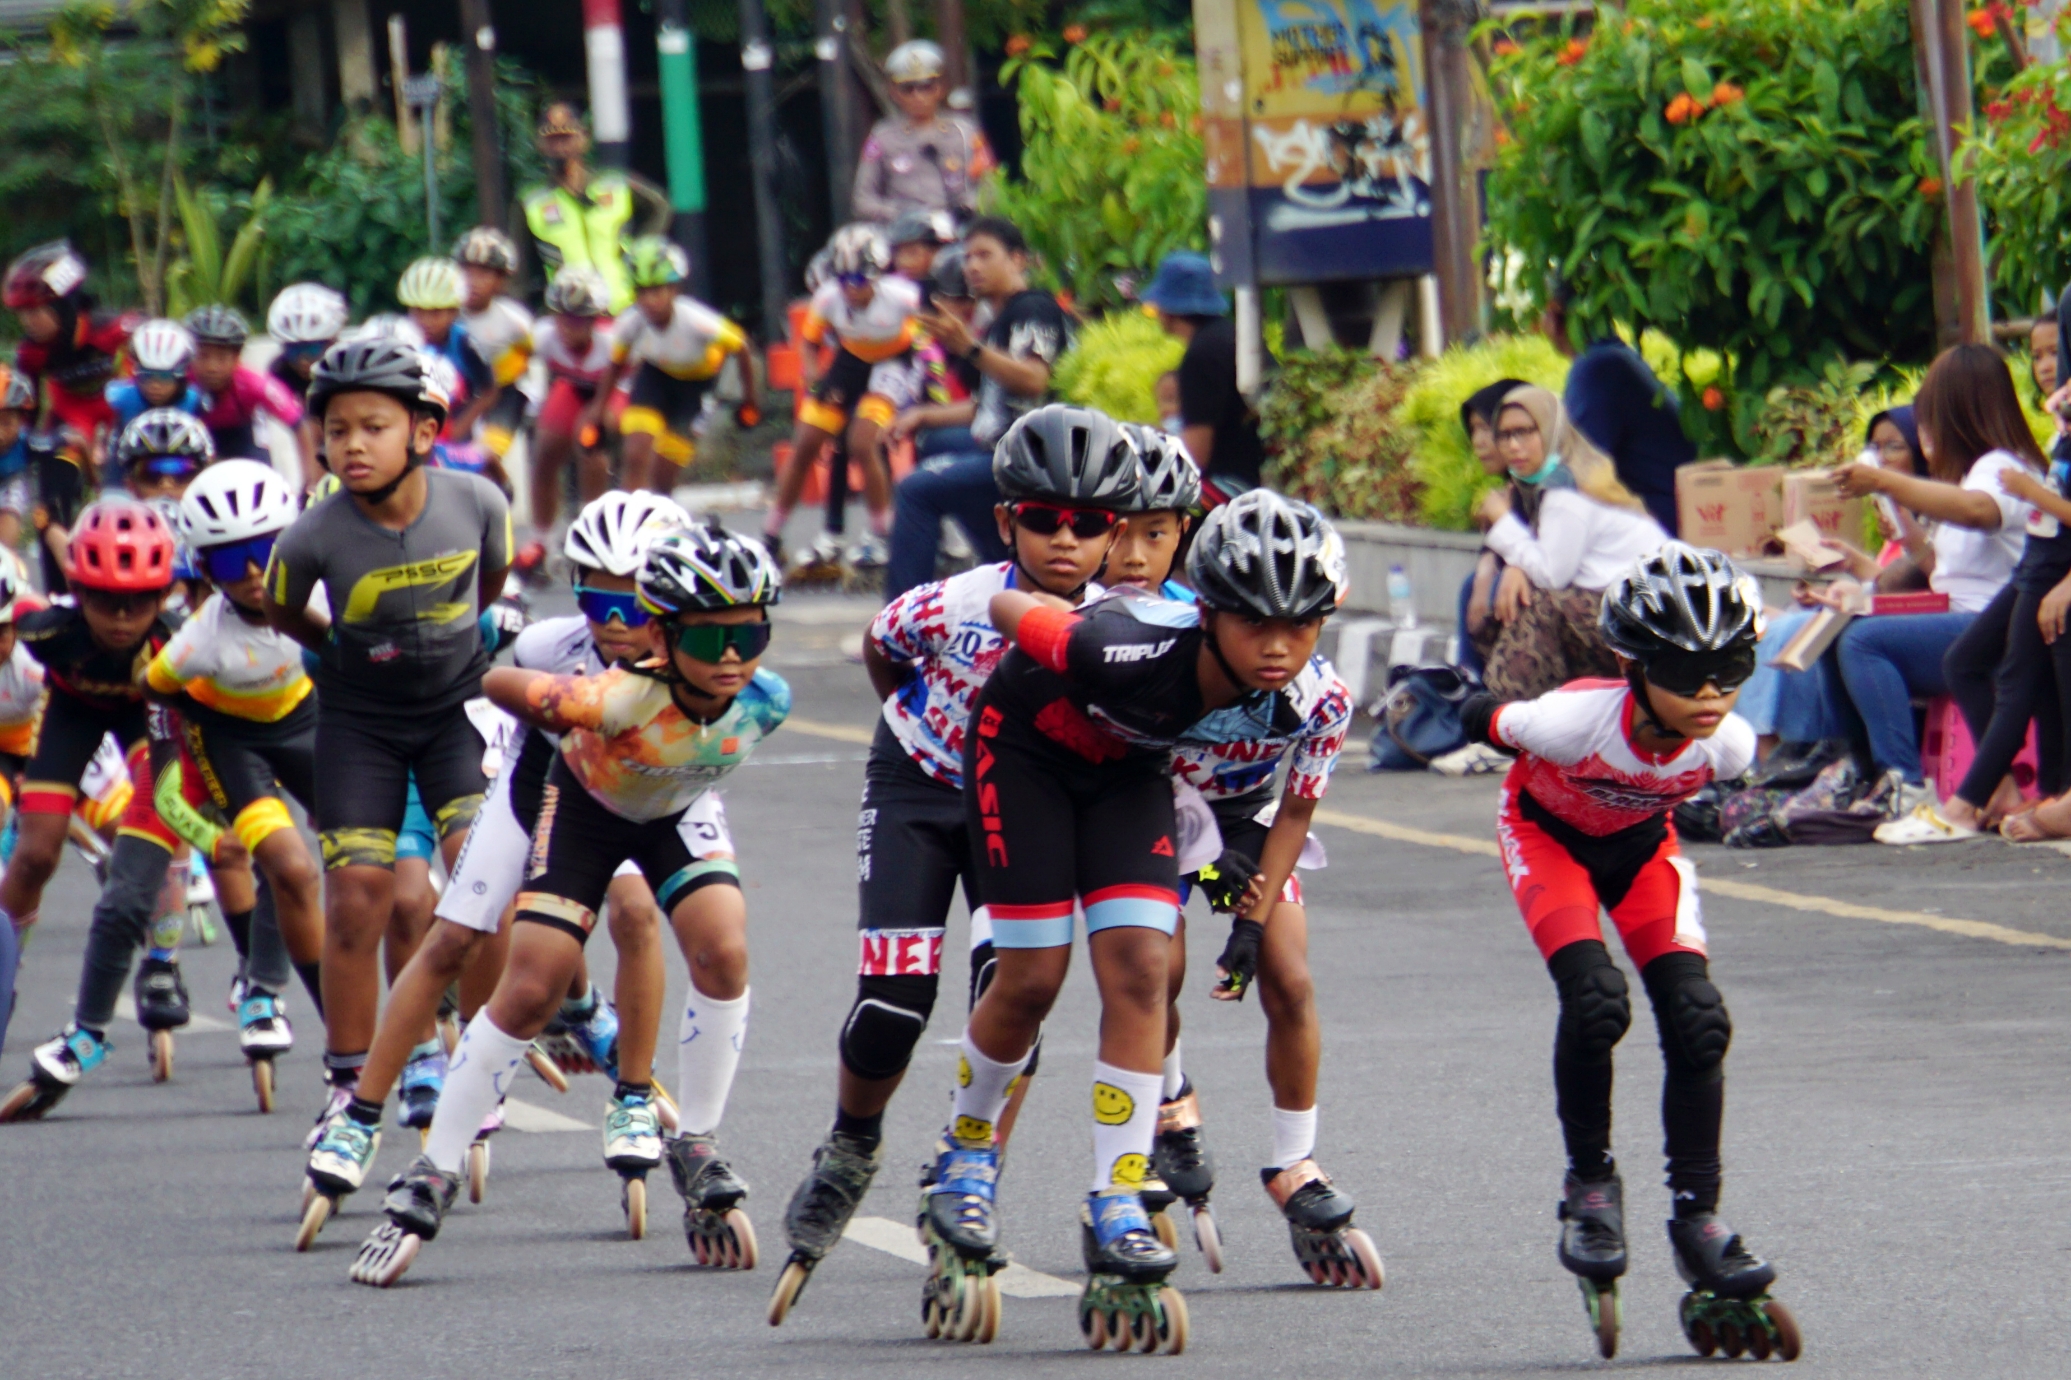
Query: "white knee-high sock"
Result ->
[[1161, 1041, 1185, 1101], [1271, 1105, 1319, 1170], [1091, 1062, 1164, 1194], [950, 1028, 1031, 1147], [675, 984, 749, 1136], [425, 1016, 529, 1174]]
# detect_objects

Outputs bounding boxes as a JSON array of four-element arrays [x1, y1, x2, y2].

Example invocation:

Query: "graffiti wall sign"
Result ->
[[1194, 0, 1433, 286]]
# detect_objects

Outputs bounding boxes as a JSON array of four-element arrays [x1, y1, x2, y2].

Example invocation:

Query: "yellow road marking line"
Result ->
[[1312, 807, 2071, 951], [786, 717, 876, 746]]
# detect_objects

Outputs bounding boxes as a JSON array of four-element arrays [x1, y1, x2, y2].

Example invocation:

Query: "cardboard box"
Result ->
[[1780, 470, 1865, 551], [1676, 461, 1784, 556]]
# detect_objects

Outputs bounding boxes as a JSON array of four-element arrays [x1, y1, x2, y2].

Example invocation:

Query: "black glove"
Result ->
[[1194, 848, 1261, 913], [1215, 918, 1266, 1001]]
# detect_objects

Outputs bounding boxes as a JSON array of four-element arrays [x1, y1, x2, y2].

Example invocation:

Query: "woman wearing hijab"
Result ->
[[1457, 378, 1532, 676], [1469, 385, 1668, 699]]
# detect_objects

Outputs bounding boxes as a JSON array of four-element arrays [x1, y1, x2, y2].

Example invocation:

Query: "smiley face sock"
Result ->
[[949, 1029, 1029, 1149], [1090, 1061, 1164, 1195]]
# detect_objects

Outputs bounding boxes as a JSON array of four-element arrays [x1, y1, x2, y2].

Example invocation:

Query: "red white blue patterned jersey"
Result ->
[[872, 563, 1105, 788], [1489, 679, 1755, 837], [1171, 654, 1352, 801]]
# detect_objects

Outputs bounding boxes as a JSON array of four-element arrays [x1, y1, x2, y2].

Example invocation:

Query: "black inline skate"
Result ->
[[1557, 1172, 1627, 1358], [0, 1023, 111, 1122], [1077, 1190, 1187, 1354], [1151, 1083, 1222, 1272], [666, 1132, 758, 1268], [350, 1155, 462, 1287], [767, 1131, 884, 1325], [1670, 1213, 1801, 1361], [1264, 1159, 1383, 1289], [133, 955, 190, 1083], [917, 1136, 1005, 1343]]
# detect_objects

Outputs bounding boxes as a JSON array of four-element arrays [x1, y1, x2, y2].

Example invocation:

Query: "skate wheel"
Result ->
[[294, 1192, 332, 1252], [947, 1271, 978, 1341], [924, 1282, 946, 1339], [768, 1259, 811, 1327], [1108, 1309, 1130, 1351], [974, 1273, 1000, 1344], [525, 1045, 570, 1093], [0, 1079, 46, 1122], [1157, 1285, 1189, 1356], [1748, 1318, 1773, 1361], [1343, 1227, 1385, 1291], [1719, 1319, 1747, 1358], [300, 1180, 316, 1214], [252, 1058, 274, 1114], [1080, 1304, 1105, 1350], [623, 1176, 646, 1239], [349, 1222, 421, 1288], [1687, 1316, 1718, 1357], [1151, 1209, 1179, 1251], [1192, 1206, 1224, 1274], [469, 1140, 491, 1204], [691, 1230, 711, 1267], [1132, 1308, 1158, 1353], [417, 1126, 430, 1149], [1763, 1300, 1802, 1362], [1592, 1282, 1620, 1360], [653, 1088, 680, 1135], [149, 1029, 173, 1083], [725, 1208, 758, 1269]]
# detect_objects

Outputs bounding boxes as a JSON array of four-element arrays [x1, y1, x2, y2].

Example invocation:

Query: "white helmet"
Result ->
[[827, 223, 891, 281], [565, 490, 692, 577], [885, 39, 945, 83], [346, 313, 427, 348], [397, 256, 465, 311], [268, 283, 349, 345], [130, 318, 196, 375], [178, 459, 297, 548]]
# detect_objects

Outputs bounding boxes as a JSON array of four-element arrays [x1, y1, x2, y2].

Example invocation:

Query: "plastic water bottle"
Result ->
[[1387, 564, 1418, 629]]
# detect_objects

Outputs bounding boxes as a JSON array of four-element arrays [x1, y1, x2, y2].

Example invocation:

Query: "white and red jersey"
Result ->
[[870, 562, 1103, 789], [531, 316, 614, 391], [1171, 654, 1353, 802], [1489, 679, 1755, 836]]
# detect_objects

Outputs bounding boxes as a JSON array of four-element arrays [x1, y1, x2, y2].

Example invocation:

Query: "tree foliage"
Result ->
[[1969, 50, 2071, 316], [1483, 0, 1939, 457]]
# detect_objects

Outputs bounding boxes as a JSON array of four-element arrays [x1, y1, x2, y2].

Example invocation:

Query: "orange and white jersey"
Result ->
[[0, 641, 44, 757], [143, 592, 311, 723], [801, 276, 920, 363]]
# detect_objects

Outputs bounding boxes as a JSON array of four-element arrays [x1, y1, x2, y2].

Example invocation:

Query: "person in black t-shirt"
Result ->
[[1140, 252, 1268, 492], [888, 217, 1071, 598]]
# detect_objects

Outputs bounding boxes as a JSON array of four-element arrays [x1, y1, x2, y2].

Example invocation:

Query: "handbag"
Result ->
[[1367, 665, 1476, 771]]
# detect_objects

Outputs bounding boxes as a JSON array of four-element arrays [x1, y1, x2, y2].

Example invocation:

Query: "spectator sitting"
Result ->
[[1470, 384, 1668, 699], [1801, 344, 2036, 838], [885, 242, 979, 464], [1140, 251, 1270, 493], [1456, 377, 1531, 679], [1544, 285, 1691, 534]]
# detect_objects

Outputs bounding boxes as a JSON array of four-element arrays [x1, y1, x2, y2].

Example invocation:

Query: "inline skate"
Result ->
[[236, 986, 292, 1113], [296, 1086, 380, 1250], [1077, 1190, 1187, 1354], [767, 1130, 884, 1325], [396, 1041, 445, 1142], [133, 955, 190, 1083], [917, 1136, 1004, 1343], [1670, 1213, 1801, 1361], [0, 1023, 111, 1122], [1557, 1173, 1627, 1359], [1151, 1083, 1222, 1271], [666, 1132, 757, 1268], [349, 1155, 461, 1287], [604, 1086, 662, 1238], [1263, 1159, 1382, 1289]]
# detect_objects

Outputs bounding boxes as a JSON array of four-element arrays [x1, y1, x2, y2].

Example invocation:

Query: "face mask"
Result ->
[[1161, 413, 1183, 434], [1517, 451, 1564, 486]]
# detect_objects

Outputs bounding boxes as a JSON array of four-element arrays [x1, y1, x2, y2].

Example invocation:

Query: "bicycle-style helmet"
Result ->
[[1118, 424, 1201, 513], [179, 458, 296, 548], [268, 283, 350, 345], [638, 524, 782, 615], [128, 319, 196, 376], [306, 337, 450, 423], [115, 409, 214, 470], [566, 491, 692, 577], [0, 366, 32, 412], [886, 211, 952, 250], [1599, 542, 1763, 662], [827, 224, 891, 281], [930, 245, 969, 299], [544, 265, 611, 318], [185, 304, 250, 348], [4, 240, 88, 309], [625, 236, 691, 290], [68, 498, 177, 593], [1187, 489, 1347, 620], [452, 227, 520, 275], [397, 257, 465, 311], [992, 404, 1141, 509]]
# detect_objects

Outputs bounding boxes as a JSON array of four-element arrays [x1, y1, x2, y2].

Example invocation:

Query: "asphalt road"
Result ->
[[3, 587, 2068, 1378]]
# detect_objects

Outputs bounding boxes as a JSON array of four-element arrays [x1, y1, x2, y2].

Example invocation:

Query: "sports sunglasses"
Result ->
[[673, 620, 774, 665], [1010, 501, 1119, 539]]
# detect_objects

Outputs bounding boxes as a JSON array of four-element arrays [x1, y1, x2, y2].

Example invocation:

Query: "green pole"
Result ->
[[656, 2, 711, 299]]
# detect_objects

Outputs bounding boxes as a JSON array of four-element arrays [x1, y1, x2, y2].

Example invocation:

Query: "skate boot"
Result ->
[[0, 1023, 111, 1122], [464, 1099, 505, 1205], [1557, 1173, 1627, 1358], [1152, 1083, 1222, 1272], [350, 1154, 461, 1287], [237, 988, 292, 1114], [844, 534, 888, 592], [133, 955, 190, 1083], [396, 1044, 446, 1137], [564, 996, 621, 1081], [1264, 1159, 1383, 1289], [787, 533, 845, 587], [1669, 1213, 1800, 1361], [603, 1087, 663, 1238], [1077, 1190, 1187, 1354], [298, 1108, 381, 1251], [665, 1132, 757, 1269], [768, 1131, 884, 1325], [917, 1136, 1005, 1343]]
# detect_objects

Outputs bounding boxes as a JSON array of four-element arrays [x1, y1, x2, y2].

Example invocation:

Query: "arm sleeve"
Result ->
[[266, 521, 320, 618], [609, 311, 639, 365], [1484, 497, 1588, 590], [1964, 454, 2029, 530], [1015, 605, 1081, 673], [850, 133, 894, 223], [518, 670, 610, 733], [153, 757, 224, 856], [1486, 687, 1601, 766], [1461, 692, 1500, 747]]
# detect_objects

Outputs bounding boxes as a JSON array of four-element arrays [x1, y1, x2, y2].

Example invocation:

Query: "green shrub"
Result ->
[[1052, 311, 1183, 423], [1398, 335, 1570, 530], [1260, 351, 1424, 523]]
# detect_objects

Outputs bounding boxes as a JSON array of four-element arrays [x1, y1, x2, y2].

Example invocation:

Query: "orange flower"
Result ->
[[1494, 126, 1513, 146], [1104, 97, 1122, 112], [1665, 93, 1699, 125], [1702, 387, 1725, 411], [1695, 15, 1715, 28], [1062, 24, 1086, 44], [1920, 175, 1944, 196], [1493, 38, 1520, 55], [1557, 37, 1588, 66], [1967, 8, 1998, 37], [1005, 33, 1032, 57], [1121, 136, 1140, 154], [1160, 110, 1176, 127], [1711, 82, 1744, 107]]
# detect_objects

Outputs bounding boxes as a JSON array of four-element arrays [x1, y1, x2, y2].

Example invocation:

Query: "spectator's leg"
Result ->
[[1553, 587, 1621, 681], [1735, 608, 1814, 737], [1481, 594, 1569, 702], [1835, 613, 1973, 782], [1949, 586, 2036, 809], [886, 454, 966, 599], [1455, 571, 1486, 677]]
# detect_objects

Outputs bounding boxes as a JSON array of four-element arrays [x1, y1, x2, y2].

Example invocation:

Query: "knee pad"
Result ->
[[1551, 941, 1632, 1060], [1644, 953, 1732, 1078], [839, 973, 938, 1081]]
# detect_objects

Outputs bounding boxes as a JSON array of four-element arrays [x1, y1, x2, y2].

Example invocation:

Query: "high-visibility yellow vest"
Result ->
[[523, 172, 637, 313]]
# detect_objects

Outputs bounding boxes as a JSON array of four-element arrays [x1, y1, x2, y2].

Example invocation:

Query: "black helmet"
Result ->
[[992, 404, 1141, 509], [185, 304, 250, 348], [115, 408, 215, 469], [929, 245, 969, 299], [1118, 424, 1201, 513], [1187, 489, 1347, 620], [1600, 542, 1763, 662], [307, 338, 449, 424], [886, 210, 952, 250], [637, 523, 782, 615]]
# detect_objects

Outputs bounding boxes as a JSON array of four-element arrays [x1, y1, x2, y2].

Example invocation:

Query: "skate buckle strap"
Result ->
[[1090, 1191, 1153, 1244], [933, 1146, 999, 1198], [238, 992, 282, 1025], [1264, 1159, 1328, 1209], [1156, 1089, 1202, 1133], [62, 1024, 109, 1068]]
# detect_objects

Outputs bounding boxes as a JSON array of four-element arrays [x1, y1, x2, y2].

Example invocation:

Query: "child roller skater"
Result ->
[[350, 523, 787, 1287], [1460, 542, 1800, 1362]]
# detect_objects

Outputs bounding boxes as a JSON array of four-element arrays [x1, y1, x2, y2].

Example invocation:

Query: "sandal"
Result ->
[[2001, 805, 2071, 842]]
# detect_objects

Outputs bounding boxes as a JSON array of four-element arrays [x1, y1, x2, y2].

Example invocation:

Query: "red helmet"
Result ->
[[67, 499, 176, 593], [4, 240, 88, 310]]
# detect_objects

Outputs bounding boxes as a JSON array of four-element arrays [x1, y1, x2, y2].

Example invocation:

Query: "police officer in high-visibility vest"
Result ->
[[519, 103, 671, 315]]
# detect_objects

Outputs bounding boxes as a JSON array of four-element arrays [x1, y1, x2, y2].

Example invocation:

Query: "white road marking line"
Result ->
[[1311, 807, 2071, 952], [501, 1096, 593, 1133], [113, 995, 233, 1033], [843, 1215, 1080, 1298]]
